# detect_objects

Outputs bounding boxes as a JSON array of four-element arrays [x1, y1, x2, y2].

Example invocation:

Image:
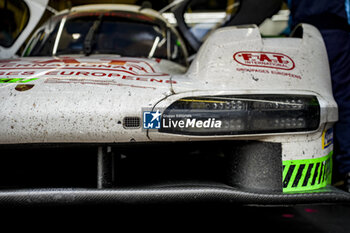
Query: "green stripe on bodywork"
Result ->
[[282, 152, 332, 193], [0, 78, 39, 83]]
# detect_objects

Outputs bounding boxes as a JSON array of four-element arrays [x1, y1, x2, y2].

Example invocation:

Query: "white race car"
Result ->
[[0, 1, 349, 205]]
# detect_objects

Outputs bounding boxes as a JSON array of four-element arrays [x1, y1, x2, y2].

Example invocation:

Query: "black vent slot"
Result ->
[[123, 117, 141, 129], [0, 142, 228, 189], [0, 146, 97, 189], [0, 141, 282, 194]]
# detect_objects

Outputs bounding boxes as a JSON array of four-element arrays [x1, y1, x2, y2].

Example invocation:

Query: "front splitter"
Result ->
[[0, 184, 349, 206]]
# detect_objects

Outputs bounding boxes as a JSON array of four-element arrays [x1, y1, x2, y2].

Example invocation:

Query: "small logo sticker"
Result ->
[[233, 51, 295, 70], [143, 110, 161, 129], [322, 128, 333, 149]]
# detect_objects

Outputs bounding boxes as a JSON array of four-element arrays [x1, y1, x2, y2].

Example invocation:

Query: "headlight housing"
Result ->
[[159, 95, 320, 136]]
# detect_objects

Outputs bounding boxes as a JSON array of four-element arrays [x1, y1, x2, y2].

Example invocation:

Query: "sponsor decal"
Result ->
[[322, 128, 333, 149], [282, 152, 332, 193], [233, 51, 295, 70], [235, 67, 302, 80], [143, 108, 222, 130], [0, 71, 35, 76], [0, 58, 162, 75], [0, 59, 174, 86]]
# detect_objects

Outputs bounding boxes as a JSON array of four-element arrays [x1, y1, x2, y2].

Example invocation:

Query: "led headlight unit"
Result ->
[[159, 95, 320, 136]]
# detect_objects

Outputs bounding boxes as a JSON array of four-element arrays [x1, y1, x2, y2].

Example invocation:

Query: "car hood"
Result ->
[[0, 56, 185, 144]]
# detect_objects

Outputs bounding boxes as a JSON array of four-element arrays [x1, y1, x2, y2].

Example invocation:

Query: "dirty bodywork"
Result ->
[[0, 4, 348, 205]]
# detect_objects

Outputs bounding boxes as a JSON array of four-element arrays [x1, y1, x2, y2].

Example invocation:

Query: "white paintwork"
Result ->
[[0, 5, 337, 162], [0, 0, 48, 59], [149, 24, 337, 161], [166, 24, 336, 122], [0, 56, 184, 143]]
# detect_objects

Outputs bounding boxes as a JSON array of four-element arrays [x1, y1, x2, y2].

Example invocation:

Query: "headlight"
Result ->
[[159, 95, 320, 135]]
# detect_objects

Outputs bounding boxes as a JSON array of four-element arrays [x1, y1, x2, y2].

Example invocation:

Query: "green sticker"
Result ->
[[0, 78, 39, 83], [282, 152, 332, 193]]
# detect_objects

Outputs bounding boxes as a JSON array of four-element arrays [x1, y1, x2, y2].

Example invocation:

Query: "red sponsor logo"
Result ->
[[233, 51, 295, 70]]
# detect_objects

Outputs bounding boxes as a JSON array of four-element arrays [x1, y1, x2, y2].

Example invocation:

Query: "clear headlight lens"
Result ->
[[159, 95, 320, 136]]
